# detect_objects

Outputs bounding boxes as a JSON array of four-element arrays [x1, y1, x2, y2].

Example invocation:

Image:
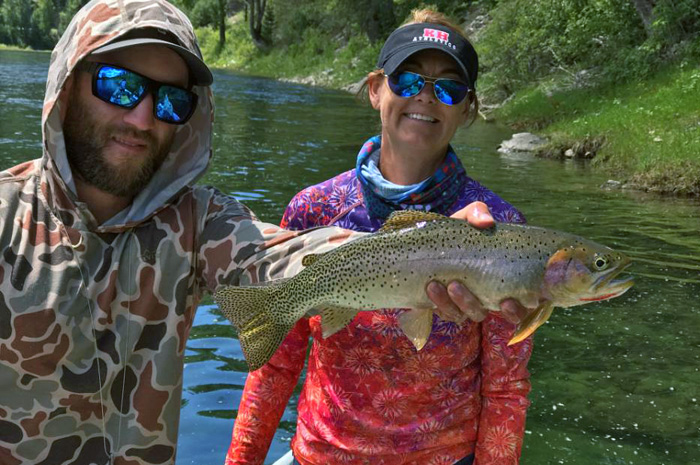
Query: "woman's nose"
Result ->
[[414, 80, 437, 104]]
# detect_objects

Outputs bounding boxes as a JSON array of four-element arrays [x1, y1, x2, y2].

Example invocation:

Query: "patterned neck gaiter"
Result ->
[[355, 135, 467, 219]]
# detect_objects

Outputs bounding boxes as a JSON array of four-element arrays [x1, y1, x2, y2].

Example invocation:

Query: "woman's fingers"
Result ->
[[427, 281, 534, 325], [450, 201, 495, 229], [499, 298, 531, 324], [427, 281, 487, 323]]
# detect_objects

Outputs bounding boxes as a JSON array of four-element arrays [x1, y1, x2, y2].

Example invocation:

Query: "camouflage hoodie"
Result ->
[[0, 1, 357, 464]]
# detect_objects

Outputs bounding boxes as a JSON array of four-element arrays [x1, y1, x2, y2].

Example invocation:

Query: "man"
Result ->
[[0, 1, 527, 464]]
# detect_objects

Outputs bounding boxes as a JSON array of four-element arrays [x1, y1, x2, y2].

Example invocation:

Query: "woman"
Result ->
[[226, 9, 533, 465]]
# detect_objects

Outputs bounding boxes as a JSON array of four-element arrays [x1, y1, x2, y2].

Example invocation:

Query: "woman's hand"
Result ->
[[426, 201, 530, 324]]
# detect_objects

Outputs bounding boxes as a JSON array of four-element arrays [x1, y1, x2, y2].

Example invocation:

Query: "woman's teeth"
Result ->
[[406, 113, 436, 123]]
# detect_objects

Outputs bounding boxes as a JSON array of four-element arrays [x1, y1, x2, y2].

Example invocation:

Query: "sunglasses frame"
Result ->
[[384, 71, 470, 106], [76, 61, 198, 125]]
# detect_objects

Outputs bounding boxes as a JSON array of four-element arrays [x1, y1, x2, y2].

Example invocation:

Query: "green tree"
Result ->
[[245, 0, 268, 48], [631, 0, 655, 36], [479, 0, 646, 93], [1, 0, 33, 46], [58, 0, 90, 37], [30, 0, 58, 49], [355, 0, 395, 43], [650, 0, 700, 45], [178, 0, 243, 48]]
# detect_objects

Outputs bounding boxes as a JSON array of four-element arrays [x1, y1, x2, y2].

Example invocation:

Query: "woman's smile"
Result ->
[[404, 112, 438, 123]]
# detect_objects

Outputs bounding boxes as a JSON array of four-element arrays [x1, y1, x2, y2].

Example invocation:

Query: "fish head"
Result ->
[[543, 242, 634, 307]]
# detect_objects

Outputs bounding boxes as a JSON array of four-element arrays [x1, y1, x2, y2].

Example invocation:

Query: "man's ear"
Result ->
[[58, 75, 74, 122], [367, 73, 384, 110]]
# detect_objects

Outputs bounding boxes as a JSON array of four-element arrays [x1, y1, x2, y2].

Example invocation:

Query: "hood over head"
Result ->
[[42, 0, 214, 231]]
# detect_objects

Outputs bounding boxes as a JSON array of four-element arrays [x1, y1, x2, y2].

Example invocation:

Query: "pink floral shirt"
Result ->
[[226, 168, 533, 465]]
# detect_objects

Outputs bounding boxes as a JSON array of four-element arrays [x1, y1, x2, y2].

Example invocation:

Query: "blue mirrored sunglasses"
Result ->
[[76, 62, 198, 124], [385, 71, 470, 106]]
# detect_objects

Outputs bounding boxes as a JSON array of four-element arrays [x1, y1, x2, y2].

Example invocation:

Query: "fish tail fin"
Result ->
[[214, 278, 299, 371], [508, 302, 554, 346]]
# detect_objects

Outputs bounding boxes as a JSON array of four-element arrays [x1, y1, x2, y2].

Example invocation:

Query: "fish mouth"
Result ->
[[582, 263, 634, 302]]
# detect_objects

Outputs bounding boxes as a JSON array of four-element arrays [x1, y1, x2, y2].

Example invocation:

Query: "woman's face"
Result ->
[[369, 49, 469, 156]]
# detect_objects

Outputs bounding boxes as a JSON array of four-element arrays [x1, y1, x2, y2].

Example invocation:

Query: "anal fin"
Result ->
[[508, 302, 554, 346], [398, 308, 434, 351]]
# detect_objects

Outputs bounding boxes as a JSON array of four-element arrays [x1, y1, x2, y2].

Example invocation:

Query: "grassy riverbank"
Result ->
[[196, 8, 700, 196], [197, 15, 380, 88], [492, 64, 700, 195], [0, 44, 36, 51]]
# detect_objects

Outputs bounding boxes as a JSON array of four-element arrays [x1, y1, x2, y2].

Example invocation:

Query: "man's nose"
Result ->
[[123, 93, 156, 130]]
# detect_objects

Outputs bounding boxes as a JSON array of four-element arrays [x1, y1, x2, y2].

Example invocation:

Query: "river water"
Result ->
[[1, 49, 699, 465]]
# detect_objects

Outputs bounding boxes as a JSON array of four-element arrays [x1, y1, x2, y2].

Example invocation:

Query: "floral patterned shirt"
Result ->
[[225, 165, 534, 465]]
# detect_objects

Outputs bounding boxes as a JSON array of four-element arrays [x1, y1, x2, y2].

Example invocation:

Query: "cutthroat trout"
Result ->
[[215, 211, 634, 371]]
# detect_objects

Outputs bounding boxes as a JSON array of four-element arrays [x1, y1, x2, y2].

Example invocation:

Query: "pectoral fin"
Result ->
[[508, 302, 554, 346], [320, 306, 358, 338], [398, 308, 434, 351]]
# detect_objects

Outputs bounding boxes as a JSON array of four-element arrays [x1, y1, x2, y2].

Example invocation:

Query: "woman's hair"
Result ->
[[403, 8, 463, 31], [357, 8, 480, 125]]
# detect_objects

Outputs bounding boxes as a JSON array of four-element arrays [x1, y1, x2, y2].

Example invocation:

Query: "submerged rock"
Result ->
[[498, 132, 548, 154]]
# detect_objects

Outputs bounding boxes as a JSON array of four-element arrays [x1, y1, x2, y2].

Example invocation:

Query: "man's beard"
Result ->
[[62, 95, 173, 199]]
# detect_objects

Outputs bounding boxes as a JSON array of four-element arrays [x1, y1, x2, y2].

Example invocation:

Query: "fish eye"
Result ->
[[593, 255, 609, 270]]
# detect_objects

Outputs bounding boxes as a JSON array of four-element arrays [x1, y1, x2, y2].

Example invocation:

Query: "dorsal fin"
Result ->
[[379, 210, 447, 233], [302, 253, 322, 267]]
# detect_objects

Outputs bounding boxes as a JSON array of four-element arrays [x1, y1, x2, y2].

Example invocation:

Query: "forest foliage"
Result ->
[[1, 0, 698, 98], [477, 0, 700, 99]]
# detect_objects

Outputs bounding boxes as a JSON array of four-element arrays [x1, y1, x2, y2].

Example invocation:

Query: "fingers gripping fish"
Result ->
[[214, 211, 634, 371]]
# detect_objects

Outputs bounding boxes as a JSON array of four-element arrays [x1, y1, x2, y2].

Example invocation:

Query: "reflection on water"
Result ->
[[1, 50, 699, 465]]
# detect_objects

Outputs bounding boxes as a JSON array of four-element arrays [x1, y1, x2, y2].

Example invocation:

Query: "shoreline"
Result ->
[[3, 40, 697, 197], [0, 44, 48, 52], [208, 59, 700, 197]]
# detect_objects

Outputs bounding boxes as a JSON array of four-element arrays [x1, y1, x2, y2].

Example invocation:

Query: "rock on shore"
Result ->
[[497, 132, 548, 154]]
